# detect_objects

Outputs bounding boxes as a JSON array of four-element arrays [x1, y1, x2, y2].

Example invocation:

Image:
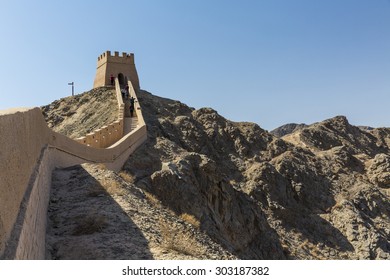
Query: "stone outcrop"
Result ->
[[367, 154, 390, 188], [123, 91, 389, 259], [271, 123, 307, 137]]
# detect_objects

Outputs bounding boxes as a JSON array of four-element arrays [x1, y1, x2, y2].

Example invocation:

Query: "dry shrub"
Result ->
[[297, 239, 326, 260], [180, 213, 200, 228], [144, 191, 161, 206], [159, 218, 206, 258], [99, 178, 125, 196], [72, 215, 107, 236], [311, 249, 327, 260], [143, 191, 178, 219], [119, 171, 134, 183]]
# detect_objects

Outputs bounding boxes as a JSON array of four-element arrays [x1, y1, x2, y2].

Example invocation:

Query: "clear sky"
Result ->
[[0, 0, 389, 130]]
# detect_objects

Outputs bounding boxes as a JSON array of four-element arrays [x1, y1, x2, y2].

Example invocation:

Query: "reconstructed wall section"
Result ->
[[0, 79, 147, 259], [0, 108, 51, 258]]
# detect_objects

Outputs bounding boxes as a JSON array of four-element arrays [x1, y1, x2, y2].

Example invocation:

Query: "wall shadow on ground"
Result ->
[[46, 164, 153, 260]]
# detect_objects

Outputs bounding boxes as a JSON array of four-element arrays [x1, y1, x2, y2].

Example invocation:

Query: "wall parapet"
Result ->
[[97, 51, 135, 63], [0, 78, 147, 260]]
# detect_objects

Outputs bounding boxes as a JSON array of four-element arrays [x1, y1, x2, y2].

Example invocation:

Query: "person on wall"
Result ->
[[110, 74, 115, 86], [129, 97, 136, 117]]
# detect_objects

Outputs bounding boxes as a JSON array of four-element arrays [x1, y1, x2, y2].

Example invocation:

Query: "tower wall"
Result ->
[[93, 51, 140, 89]]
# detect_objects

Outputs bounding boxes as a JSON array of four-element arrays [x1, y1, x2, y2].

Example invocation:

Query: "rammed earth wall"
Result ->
[[0, 79, 146, 259]]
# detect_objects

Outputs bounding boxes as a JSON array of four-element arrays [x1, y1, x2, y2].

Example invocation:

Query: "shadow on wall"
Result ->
[[46, 164, 153, 260], [0, 216, 4, 253]]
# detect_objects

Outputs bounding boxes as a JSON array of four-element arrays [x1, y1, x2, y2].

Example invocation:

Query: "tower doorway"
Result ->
[[118, 73, 125, 87]]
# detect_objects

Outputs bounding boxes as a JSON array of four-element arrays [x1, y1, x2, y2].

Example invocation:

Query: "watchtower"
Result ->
[[93, 51, 140, 89]]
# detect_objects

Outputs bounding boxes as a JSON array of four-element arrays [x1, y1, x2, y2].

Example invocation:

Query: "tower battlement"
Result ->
[[93, 50, 139, 89], [97, 51, 135, 65]]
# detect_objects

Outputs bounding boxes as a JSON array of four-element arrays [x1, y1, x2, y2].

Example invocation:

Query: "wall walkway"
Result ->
[[0, 79, 147, 259]]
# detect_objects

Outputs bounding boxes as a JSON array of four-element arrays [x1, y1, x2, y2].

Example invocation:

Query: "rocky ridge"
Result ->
[[44, 89, 390, 259], [271, 123, 307, 137]]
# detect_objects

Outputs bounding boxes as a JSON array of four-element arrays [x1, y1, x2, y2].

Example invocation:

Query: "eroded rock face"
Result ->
[[367, 154, 390, 188], [271, 123, 307, 138], [297, 116, 381, 155], [122, 91, 390, 259], [145, 152, 285, 259]]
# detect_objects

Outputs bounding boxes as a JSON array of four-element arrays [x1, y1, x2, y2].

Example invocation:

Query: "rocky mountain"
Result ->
[[43, 89, 390, 260], [271, 123, 307, 137]]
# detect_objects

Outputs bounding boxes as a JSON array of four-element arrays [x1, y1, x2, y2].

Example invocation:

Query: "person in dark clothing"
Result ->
[[130, 104, 134, 117], [110, 74, 115, 86], [129, 97, 136, 117], [121, 88, 126, 100], [129, 97, 136, 107]]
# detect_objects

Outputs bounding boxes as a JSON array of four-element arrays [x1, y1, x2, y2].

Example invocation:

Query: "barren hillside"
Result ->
[[271, 123, 307, 137], [44, 89, 390, 260], [41, 87, 118, 139]]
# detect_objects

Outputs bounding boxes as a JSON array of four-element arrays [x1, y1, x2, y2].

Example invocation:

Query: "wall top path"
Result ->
[[0, 108, 31, 116]]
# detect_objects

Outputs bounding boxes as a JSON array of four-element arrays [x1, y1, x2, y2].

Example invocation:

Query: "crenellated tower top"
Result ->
[[93, 50, 140, 89]]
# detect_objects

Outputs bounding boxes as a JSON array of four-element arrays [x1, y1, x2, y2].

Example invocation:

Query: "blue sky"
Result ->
[[0, 0, 389, 130]]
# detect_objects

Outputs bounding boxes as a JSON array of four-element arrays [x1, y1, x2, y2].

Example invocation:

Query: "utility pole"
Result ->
[[68, 82, 74, 96]]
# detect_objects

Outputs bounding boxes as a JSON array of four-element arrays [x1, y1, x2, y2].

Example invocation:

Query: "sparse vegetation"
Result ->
[[72, 214, 107, 236], [180, 213, 200, 228], [41, 87, 118, 139], [144, 190, 161, 206], [119, 171, 135, 183], [297, 239, 328, 260], [99, 177, 125, 196], [159, 218, 206, 257]]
